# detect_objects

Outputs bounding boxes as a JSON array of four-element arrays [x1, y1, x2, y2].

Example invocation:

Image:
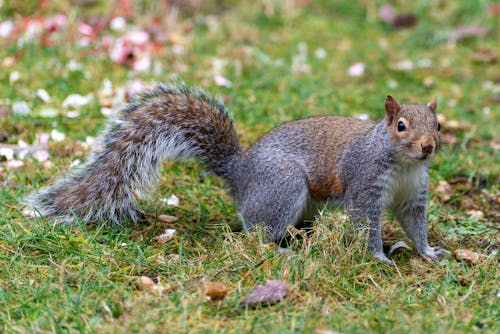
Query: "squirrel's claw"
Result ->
[[388, 240, 413, 256], [420, 246, 450, 262], [373, 251, 396, 267]]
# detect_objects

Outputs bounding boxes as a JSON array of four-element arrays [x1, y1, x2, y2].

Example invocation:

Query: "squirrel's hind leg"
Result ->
[[237, 158, 309, 243]]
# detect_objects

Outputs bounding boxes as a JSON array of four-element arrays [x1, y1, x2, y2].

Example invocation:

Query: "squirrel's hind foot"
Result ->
[[373, 251, 396, 267], [419, 246, 451, 262]]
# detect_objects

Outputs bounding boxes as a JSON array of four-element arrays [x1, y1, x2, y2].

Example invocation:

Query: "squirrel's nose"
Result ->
[[421, 144, 434, 154]]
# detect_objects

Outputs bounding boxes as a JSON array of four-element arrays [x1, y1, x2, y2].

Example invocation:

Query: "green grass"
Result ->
[[1, 1, 499, 333]]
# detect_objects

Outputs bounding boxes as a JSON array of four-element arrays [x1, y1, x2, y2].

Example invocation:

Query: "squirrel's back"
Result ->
[[235, 116, 376, 200]]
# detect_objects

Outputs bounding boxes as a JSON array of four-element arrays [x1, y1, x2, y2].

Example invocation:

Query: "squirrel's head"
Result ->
[[385, 94, 440, 163]]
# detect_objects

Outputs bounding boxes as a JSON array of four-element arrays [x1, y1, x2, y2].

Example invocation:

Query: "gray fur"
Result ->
[[26, 82, 241, 225], [26, 85, 448, 265]]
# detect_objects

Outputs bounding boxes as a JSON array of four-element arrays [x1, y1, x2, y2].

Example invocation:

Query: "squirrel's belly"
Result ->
[[307, 174, 344, 200]]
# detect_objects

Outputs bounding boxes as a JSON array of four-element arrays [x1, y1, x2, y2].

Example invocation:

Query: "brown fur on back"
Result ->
[[259, 116, 376, 200]]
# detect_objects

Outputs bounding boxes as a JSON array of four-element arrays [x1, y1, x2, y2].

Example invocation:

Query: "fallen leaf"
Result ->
[[9, 71, 20, 83], [444, 119, 472, 131], [378, 5, 396, 24], [347, 62, 365, 77], [0, 21, 14, 38], [393, 59, 414, 71], [0, 147, 14, 160], [315, 330, 342, 334], [471, 49, 497, 64], [453, 249, 483, 264], [2, 56, 15, 67], [42, 160, 53, 170], [489, 4, 500, 15], [36, 89, 51, 103], [314, 48, 327, 59], [488, 139, 500, 150], [136, 276, 155, 291], [50, 129, 66, 142], [393, 14, 417, 28], [423, 77, 434, 88], [0, 108, 12, 116], [62, 94, 93, 109], [32, 150, 49, 162], [34, 133, 49, 146], [12, 101, 31, 115], [158, 215, 178, 223], [435, 180, 453, 202], [241, 280, 289, 307], [155, 229, 176, 244], [110, 16, 126, 31], [213, 73, 232, 87], [450, 26, 488, 42], [136, 276, 170, 295], [204, 282, 231, 301], [449, 176, 471, 186], [165, 195, 180, 207], [466, 210, 484, 219], [126, 30, 149, 46], [5, 160, 24, 169], [441, 132, 458, 145]]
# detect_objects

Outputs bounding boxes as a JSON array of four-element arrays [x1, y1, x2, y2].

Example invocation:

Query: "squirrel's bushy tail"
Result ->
[[25, 82, 242, 225]]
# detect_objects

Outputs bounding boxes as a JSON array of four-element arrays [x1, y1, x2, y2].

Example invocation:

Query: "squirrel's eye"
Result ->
[[437, 122, 441, 131], [397, 120, 406, 132]]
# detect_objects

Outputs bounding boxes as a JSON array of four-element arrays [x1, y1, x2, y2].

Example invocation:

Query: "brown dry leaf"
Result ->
[[204, 282, 231, 302], [136, 276, 170, 295], [435, 180, 454, 202], [393, 14, 418, 28], [488, 139, 500, 150], [423, 77, 434, 88], [471, 49, 497, 64], [444, 119, 472, 131], [441, 132, 458, 145], [449, 176, 471, 186], [453, 249, 483, 264], [241, 280, 289, 307], [158, 214, 178, 223], [466, 210, 485, 219], [136, 276, 156, 291]]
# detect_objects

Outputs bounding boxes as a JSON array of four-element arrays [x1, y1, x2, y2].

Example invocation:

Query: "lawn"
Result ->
[[0, 1, 498, 333]]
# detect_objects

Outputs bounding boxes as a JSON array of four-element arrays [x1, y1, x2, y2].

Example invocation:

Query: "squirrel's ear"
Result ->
[[427, 96, 438, 113], [385, 94, 401, 124]]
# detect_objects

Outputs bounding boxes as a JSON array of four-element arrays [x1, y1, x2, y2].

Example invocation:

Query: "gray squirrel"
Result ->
[[26, 82, 450, 265]]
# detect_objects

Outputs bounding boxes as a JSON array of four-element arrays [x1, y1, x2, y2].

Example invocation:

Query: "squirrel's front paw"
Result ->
[[419, 246, 450, 262]]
